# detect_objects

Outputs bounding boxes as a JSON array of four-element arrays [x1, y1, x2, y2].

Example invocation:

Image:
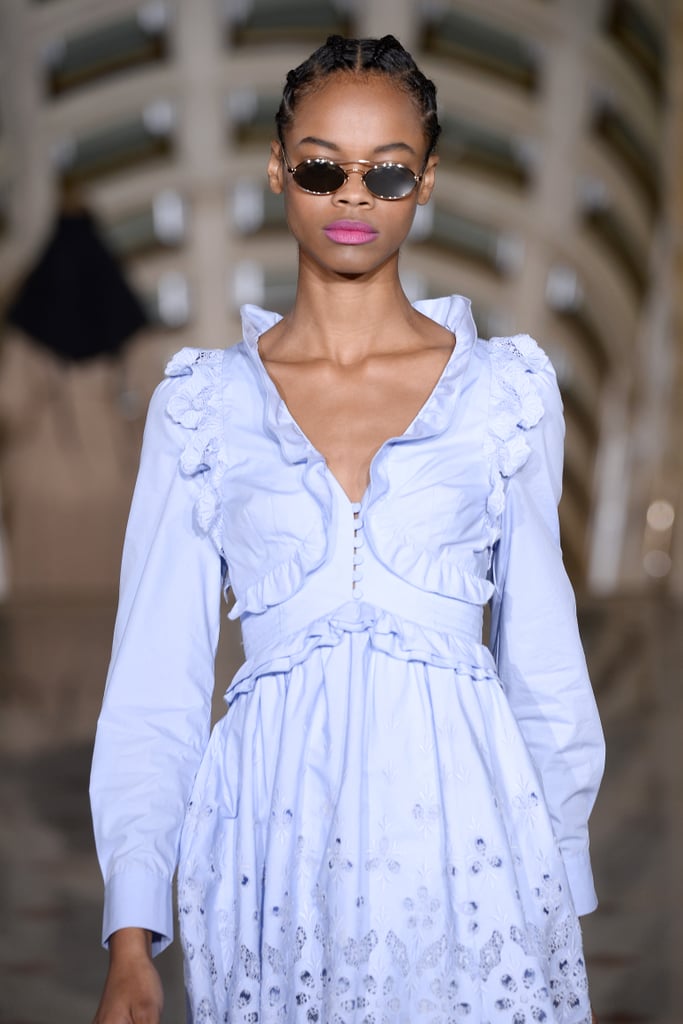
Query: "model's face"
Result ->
[[268, 73, 438, 279]]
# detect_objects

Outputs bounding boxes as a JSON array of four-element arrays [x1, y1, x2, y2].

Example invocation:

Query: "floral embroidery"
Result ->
[[327, 837, 355, 884], [365, 836, 401, 882], [178, 752, 592, 1022], [404, 886, 441, 937], [412, 801, 441, 837], [179, 861, 590, 1021], [467, 836, 505, 878]]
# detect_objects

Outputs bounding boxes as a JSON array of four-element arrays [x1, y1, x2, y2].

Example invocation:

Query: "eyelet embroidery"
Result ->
[[178, 827, 591, 1023]]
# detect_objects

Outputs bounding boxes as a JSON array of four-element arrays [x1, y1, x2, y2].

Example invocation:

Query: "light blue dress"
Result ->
[[90, 295, 605, 1023]]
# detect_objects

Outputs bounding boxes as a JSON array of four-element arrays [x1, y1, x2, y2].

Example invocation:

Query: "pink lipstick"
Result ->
[[323, 220, 379, 245]]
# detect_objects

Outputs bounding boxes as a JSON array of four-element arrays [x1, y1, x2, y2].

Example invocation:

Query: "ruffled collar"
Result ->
[[239, 295, 478, 470]]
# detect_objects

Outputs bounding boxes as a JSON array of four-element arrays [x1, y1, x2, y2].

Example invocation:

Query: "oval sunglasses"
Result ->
[[280, 144, 427, 201]]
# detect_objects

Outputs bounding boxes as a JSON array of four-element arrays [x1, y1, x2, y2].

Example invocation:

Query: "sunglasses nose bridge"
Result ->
[[342, 163, 369, 177], [332, 164, 374, 202]]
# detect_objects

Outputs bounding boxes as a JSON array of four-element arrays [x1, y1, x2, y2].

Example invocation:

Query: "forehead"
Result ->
[[288, 73, 425, 151]]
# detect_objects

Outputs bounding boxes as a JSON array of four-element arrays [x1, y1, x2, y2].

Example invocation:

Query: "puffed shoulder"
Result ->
[[484, 333, 558, 524], [163, 346, 227, 558]]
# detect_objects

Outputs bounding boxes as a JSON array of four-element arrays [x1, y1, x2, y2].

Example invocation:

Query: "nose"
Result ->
[[333, 167, 373, 206]]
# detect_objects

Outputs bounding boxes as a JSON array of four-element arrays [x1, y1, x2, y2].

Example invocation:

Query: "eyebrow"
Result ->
[[296, 135, 417, 156]]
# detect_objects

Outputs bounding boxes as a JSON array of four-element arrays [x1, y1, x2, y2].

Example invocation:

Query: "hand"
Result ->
[[92, 928, 163, 1024], [592, 1012, 599, 1024]]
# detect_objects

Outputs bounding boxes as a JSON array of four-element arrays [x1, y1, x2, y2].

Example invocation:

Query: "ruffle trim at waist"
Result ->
[[224, 602, 499, 705]]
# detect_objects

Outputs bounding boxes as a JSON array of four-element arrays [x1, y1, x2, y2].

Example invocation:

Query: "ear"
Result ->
[[267, 139, 285, 195], [416, 153, 439, 206]]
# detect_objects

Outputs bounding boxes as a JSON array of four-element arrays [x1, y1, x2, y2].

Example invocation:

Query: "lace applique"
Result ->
[[165, 347, 226, 559], [485, 334, 551, 527]]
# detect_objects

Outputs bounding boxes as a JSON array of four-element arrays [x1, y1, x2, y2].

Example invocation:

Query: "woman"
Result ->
[[91, 35, 604, 1024]]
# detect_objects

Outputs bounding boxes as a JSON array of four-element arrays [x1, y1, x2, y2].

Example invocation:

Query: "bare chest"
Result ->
[[263, 348, 453, 502]]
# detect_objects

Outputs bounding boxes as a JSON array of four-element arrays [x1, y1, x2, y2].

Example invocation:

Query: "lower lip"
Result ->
[[324, 227, 379, 245]]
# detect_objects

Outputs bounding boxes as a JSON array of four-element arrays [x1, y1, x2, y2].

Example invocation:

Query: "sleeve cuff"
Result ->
[[561, 845, 598, 916], [102, 865, 174, 956]]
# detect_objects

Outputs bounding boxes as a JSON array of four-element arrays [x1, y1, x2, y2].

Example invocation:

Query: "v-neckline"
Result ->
[[239, 294, 478, 505], [253, 332, 460, 506]]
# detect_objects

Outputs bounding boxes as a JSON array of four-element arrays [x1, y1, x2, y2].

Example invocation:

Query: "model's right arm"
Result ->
[[92, 927, 163, 1024], [90, 369, 223, 966]]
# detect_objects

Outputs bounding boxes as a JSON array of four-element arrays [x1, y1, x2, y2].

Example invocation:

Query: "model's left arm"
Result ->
[[489, 354, 605, 916]]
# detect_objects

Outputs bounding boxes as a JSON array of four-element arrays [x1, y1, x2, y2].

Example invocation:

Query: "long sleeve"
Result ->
[[90, 367, 224, 955], [489, 356, 605, 917]]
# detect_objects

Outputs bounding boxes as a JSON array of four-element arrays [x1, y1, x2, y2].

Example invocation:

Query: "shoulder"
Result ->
[[141, 344, 243, 479], [144, 345, 248, 552], [476, 332, 557, 385], [155, 342, 249, 432], [476, 333, 564, 521], [164, 343, 244, 386], [475, 332, 562, 433]]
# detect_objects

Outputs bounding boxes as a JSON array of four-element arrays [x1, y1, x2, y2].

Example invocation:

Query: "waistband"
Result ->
[[240, 591, 484, 662]]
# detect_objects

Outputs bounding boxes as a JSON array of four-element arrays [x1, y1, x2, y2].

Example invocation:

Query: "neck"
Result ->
[[275, 258, 419, 363]]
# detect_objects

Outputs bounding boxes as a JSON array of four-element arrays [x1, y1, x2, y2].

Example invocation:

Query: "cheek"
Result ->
[[383, 202, 419, 239], [283, 192, 324, 237], [283, 180, 326, 213]]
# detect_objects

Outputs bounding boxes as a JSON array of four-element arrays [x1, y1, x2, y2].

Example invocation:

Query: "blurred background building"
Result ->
[[0, 0, 680, 596], [0, 1, 682, 1022]]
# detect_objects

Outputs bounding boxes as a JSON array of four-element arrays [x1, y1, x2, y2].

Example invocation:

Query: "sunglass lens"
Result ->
[[364, 165, 417, 199], [293, 161, 346, 194]]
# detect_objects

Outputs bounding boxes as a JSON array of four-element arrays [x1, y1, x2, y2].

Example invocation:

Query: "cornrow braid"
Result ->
[[275, 35, 441, 158], [331, 33, 346, 64], [368, 35, 396, 67]]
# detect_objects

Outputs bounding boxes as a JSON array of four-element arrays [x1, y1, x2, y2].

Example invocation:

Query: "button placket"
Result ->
[[351, 502, 364, 599]]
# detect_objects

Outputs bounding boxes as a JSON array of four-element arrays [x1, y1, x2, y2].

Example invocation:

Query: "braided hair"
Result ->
[[275, 35, 441, 158]]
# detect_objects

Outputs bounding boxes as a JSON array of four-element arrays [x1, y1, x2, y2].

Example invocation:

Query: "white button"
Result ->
[[352, 569, 363, 582], [353, 587, 363, 600], [354, 535, 364, 548], [353, 553, 364, 565]]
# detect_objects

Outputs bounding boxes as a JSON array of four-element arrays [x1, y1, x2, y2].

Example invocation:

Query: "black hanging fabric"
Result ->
[[6, 207, 149, 362]]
